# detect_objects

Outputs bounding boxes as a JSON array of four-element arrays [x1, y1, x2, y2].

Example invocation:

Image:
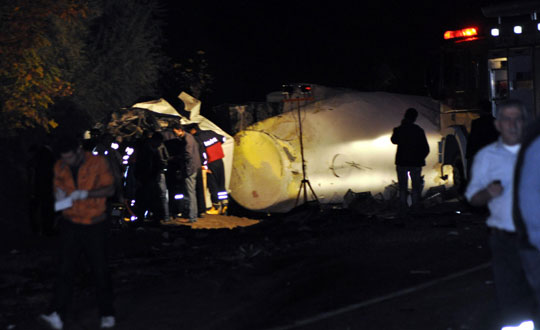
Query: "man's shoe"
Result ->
[[39, 311, 63, 330], [220, 205, 228, 215], [206, 206, 220, 215], [101, 315, 116, 328]]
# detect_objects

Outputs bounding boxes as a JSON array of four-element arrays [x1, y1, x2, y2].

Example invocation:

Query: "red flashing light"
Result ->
[[444, 27, 478, 40], [455, 37, 479, 43], [300, 84, 312, 93]]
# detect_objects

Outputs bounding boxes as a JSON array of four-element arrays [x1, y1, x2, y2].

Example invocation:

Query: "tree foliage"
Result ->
[[162, 50, 214, 100], [71, 0, 167, 122], [0, 0, 168, 133], [0, 0, 86, 130]]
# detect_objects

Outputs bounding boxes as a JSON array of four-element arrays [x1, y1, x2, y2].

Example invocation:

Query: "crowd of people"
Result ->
[[96, 122, 229, 225], [35, 120, 229, 329], [31, 99, 540, 329], [27, 120, 230, 234]]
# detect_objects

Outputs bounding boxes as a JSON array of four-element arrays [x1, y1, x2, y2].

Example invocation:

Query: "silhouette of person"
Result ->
[[27, 140, 55, 235], [466, 100, 499, 175], [391, 108, 430, 216]]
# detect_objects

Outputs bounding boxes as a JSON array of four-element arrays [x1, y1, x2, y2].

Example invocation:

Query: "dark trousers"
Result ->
[[156, 173, 170, 220], [518, 245, 540, 323], [490, 229, 536, 326], [29, 191, 55, 234], [184, 172, 198, 221], [165, 171, 183, 216], [396, 166, 423, 211], [136, 180, 151, 219], [137, 173, 169, 220], [207, 159, 226, 205], [52, 219, 114, 319], [196, 168, 206, 213]]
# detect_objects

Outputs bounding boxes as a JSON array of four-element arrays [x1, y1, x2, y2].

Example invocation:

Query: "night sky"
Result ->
[[162, 0, 491, 107]]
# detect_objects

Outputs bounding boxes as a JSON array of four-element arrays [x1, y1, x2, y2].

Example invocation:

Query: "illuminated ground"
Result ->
[[163, 214, 260, 229]]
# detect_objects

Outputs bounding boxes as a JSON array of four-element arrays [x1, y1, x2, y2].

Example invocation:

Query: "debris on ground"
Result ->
[[383, 181, 399, 201], [342, 182, 452, 217], [422, 185, 447, 208], [343, 190, 384, 216]]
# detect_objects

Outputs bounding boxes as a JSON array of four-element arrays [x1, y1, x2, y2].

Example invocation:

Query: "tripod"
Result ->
[[283, 94, 319, 208]]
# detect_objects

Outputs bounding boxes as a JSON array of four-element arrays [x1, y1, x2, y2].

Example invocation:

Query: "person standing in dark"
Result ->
[[184, 124, 208, 218], [188, 124, 228, 215], [390, 107, 430, 215], [40, 134, 116, 329], [170, 122, 201, 223], [135, 131, 170, 223], [513, 111, 540, 327], [466, 100, 499, 176], [163, 129, 184, 218], [93, 133, 124, 205], [27, 140, 56, 235]]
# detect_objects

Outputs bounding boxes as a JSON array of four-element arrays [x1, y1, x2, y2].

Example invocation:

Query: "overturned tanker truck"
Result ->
[[229, 85, 453, 213]]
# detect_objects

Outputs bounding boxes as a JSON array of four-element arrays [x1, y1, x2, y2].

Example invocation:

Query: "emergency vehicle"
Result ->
[[429, 1, 540, 186]]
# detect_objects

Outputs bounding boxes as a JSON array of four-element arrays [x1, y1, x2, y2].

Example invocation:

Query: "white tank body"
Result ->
[[230, 86, 452, 213]]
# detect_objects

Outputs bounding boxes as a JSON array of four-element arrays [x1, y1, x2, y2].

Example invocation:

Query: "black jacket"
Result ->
[[135, 139, 167, 180], [390, 119, 430, 167], [513, 118, 540, 249], [164, 133, 201, 177]]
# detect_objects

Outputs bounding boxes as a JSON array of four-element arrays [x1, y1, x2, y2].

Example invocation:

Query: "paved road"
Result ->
[[273, 264, 498, 330]]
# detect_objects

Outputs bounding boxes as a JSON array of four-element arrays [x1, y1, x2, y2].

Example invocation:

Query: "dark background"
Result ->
[[162, 0, 492, 107]]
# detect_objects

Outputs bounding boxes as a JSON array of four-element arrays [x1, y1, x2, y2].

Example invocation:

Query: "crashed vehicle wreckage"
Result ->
[[90, 86, 453, 222], [87, 92, 234, 224]]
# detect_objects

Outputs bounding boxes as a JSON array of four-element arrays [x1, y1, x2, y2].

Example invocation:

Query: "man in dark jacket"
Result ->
[[171, 122, 201, 223], [390, 108, 430, 215], [188, 124, 228, 215], [135, 132, 170, 223]]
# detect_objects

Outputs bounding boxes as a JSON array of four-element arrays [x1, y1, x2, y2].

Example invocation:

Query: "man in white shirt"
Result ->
[[465, 100, 534, 327]]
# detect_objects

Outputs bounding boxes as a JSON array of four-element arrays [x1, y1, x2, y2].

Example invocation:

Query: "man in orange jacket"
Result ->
[[40, 134, 116, 329]]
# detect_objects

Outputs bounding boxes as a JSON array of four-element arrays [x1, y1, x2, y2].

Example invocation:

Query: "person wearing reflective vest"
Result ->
[[189, 124, 228, 215], [40, 134, 116, 329]]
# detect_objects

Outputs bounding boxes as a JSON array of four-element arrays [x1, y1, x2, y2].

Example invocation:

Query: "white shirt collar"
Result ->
[[502, 143, 521, 154]]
